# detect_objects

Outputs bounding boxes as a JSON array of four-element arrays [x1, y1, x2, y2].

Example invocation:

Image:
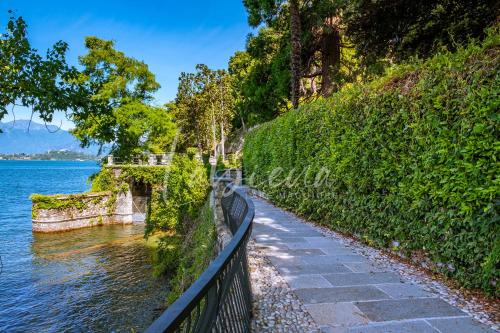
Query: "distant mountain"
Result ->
[[0, 120, 101, 155]]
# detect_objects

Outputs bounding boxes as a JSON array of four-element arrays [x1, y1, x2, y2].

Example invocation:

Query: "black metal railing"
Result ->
[[145, 184, 255, 333]]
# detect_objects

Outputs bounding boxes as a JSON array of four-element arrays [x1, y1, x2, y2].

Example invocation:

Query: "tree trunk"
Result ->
[[289, 0, 301, 109], [219, 82, 225, 161], [321, 23, 341, 97], [211, 104, 217, 160], [220, 121, 225, 161]]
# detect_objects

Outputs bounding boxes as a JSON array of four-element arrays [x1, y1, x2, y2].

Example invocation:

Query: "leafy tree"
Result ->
[[228, 51, 252, 130], [112, 101, 177, 155], [228, 29, 290, 127], [300, 0, 355, 96], [0, 12, 78, 130], [172, 68, 211, 151], [171, 64, 234, 157], [344, 0, 499, 64], [240, 0, 359, 109], [70, 37, 174, 158], [244, 0, 302, 108]]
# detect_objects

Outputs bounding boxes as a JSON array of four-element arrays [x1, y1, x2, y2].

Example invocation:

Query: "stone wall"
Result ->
[[32, 191, 134, 233], [212, 181, 233, 252]]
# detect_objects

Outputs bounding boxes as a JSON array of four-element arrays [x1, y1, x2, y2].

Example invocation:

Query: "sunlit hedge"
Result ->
[[243, 28, 499, 294]]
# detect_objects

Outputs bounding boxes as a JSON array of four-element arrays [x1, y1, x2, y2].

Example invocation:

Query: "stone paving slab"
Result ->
[[305, 302, 370, 326], [354, 298, 466, 321], [286, 242, 350, 250], [342, 262, 389, 273], [322, 320, 438, 333], [277, 263, 352, 275], [427, 317, 498, 333], [249, 195, 498, 332], [284, 274, 333, 290], [295, 286, 390, 303], [255, 236, 307, 244], [300, 254, 367, 265], [319, 247, 364, 256], [375, 283, 433, 299], [268, 254, 367, 267], [272, 230, 325, 237], [268, 248, 327, 257], [323, 272, 402, 286]]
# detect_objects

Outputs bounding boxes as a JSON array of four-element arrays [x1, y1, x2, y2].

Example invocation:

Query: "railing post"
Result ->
[[148, 154, 157, 166]]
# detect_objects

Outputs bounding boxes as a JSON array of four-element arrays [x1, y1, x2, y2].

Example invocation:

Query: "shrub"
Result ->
[[243, 27, 499, 295], [90, 154, 209, 236], [156, 200, 217, 303]]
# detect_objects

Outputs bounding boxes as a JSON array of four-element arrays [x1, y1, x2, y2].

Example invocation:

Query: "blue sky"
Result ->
[[0, 0, 253, 129]]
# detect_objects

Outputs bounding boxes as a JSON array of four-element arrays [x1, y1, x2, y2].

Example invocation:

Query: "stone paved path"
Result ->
[[250, 196, 497, 333]]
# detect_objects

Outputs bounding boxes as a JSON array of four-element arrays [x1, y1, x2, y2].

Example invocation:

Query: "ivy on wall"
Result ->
[[90, 154, 214, 300], [90, 155, 210, 236]]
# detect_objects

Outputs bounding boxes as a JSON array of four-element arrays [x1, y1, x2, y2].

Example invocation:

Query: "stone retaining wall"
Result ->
[[32, 191, 134, 233]]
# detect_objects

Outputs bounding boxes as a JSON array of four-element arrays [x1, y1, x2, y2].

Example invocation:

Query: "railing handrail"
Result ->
[[144, 184, 254, 333]]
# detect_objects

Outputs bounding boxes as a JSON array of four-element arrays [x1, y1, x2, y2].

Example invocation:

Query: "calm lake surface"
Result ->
[[0, 160, 168, 333]]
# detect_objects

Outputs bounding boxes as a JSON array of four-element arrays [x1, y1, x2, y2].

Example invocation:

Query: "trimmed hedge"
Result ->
[[243, 28, 499, 294]]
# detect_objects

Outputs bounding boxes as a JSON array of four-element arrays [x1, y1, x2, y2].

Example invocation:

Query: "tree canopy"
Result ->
[[171, 64, 234, 155], [232, 0, 498, 125], [344, 0, 499, 64], [70, 37, 175, 158], [1, 2, 498, 157], [0, 12, 78, 129]]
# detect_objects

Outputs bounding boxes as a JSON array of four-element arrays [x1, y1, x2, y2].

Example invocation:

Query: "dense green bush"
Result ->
[[243, 28, 499, 294], [91, 154, 214, 302], [153, 200, 217, 303], [90, 154, 209, 236]]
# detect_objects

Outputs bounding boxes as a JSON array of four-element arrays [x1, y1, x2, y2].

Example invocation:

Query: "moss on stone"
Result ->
[[30, 192, 110, 219]]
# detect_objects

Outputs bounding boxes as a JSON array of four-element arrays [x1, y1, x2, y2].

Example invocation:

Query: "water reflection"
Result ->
[[0, 161, 168, 333], [25, 224, 169, 333]]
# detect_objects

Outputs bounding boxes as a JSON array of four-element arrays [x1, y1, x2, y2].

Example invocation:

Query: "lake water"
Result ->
[[0, 160, 168, 333]]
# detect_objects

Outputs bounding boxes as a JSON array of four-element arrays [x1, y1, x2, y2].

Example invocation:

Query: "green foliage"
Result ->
[[243, 30, 500, 295], [345, 0, 498, 64], [31, 193, 87, 210], [216, 153, 242, 171], [70, 37, 175, 158], [31, 192, 107, 219], [170, 64, 234, 152], [144, 155, 209, 236], [89, 155, 211, 300], [90, 155, 209, 236], [90, 167, 115, 192], [112, 101, 177, 155], [229, 29, 291, 127], [153, 200, 217, 304], [0, 12, 79, 127]]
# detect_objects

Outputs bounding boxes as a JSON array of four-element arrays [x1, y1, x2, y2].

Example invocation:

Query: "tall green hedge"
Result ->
[[243, 28, 499, 294]]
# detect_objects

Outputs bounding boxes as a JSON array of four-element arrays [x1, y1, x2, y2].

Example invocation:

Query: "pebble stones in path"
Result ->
[[248, 240, 320, 333]]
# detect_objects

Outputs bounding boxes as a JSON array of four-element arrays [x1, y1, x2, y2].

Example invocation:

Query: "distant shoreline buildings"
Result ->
[[0, 150, 98, 161]]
